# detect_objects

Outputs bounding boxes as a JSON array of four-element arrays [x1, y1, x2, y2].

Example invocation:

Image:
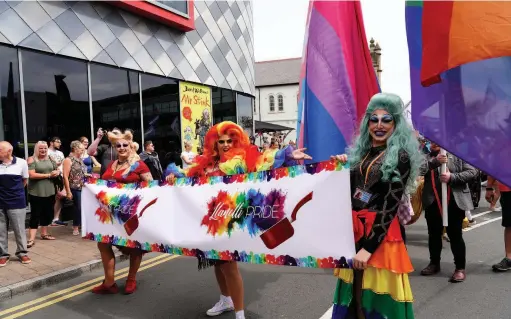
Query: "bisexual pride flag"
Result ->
[[406, 1, 511, 186], [296, 1, 379, 163]]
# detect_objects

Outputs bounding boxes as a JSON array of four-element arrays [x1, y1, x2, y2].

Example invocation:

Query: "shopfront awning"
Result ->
[[254, 120, 294, 133]]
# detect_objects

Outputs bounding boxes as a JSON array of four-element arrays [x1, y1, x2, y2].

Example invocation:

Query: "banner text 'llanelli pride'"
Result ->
[[210, 203, 282, 220]]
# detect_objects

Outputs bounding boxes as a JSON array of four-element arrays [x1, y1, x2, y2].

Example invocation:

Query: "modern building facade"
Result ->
[[0, 0, 255, 168], [255, 39, 382, 144]]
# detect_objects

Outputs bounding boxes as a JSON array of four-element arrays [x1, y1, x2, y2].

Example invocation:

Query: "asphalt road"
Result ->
[[1, 205, 509, 319]]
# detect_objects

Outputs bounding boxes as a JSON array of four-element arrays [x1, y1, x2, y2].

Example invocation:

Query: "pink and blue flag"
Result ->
[[406, 1, 511, 186], [296, 1, 379, 162]]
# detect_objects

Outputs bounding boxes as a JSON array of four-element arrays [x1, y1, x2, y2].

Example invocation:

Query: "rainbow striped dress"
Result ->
[[332, 146, 414, 318]]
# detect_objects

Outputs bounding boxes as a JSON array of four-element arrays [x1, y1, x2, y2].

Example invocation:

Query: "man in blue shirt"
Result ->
[[0, 141, 31, 266]]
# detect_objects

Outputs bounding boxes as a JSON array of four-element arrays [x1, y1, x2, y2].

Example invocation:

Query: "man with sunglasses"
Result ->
[[87, 127, 121, 177]]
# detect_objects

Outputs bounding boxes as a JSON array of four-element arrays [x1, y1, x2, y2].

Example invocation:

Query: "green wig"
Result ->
[[348, 93, 421, 193]]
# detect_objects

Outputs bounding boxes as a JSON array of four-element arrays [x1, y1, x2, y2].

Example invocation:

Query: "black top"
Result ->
[[140, 151, 163, 181], [350, 145, 411, 253], [96, 144, 117, 177]]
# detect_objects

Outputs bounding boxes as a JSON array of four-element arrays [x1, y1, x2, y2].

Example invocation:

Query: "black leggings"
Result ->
[[29, 195, 55, 228], [425, 193, 466, 269]]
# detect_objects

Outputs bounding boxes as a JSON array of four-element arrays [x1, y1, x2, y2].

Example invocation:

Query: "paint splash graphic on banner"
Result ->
[[95, 191, 142, 224], [202, 189, 286, 237], [84, 232, 352, 269]]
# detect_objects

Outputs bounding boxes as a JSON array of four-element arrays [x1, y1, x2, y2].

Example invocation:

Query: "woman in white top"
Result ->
[[181, 141, 196, 169]]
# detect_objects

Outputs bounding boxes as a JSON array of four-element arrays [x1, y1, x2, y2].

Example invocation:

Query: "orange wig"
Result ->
[[187, 121, 259, 177], [202, 121, 250, 160]]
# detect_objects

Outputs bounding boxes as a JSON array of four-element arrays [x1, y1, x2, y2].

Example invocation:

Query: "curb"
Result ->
[[0, 253, 128, 302]]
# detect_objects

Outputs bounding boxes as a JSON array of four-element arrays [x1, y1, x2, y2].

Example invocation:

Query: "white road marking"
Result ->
[[463, 217, 502, 232], [319, 306, 333, 319], [471, 210, 492, 219]]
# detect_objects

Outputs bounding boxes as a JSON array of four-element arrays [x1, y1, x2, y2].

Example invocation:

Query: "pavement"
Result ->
[[1, 200, 510, 318], [0, 225, 126, 301]]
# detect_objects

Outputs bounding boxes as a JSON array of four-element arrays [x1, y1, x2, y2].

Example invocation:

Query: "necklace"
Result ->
[[113, 160, 128, 175], [359, 151, 385, 186]]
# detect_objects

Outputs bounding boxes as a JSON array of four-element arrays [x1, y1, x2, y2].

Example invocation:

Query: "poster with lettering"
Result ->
[[81, 161, 356, 269], [179, 81, 212, 153]]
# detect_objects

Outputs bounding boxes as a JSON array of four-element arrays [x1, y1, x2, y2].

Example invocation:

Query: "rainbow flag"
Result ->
[[407, 1, 511, 186], [296, 1, 379, 163]]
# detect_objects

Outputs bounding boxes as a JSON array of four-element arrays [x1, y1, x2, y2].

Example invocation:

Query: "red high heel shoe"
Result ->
[[124, 279, 137, 294], [92, 281, 119, 294]]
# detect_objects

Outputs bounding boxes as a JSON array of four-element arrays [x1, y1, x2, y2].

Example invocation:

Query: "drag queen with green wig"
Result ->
[[332, 93, 421, 319]]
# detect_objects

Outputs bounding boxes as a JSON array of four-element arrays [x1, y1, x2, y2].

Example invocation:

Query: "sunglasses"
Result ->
[[218, 139, 232, 145], [116, 143, 129, 148], [369, 114, 394, 124]]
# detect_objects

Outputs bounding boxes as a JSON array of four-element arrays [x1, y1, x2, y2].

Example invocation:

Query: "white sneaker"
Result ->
[[206, 299, 234, 316]]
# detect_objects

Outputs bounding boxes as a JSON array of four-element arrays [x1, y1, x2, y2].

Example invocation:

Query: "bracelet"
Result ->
[[486, 187, 494, 191]]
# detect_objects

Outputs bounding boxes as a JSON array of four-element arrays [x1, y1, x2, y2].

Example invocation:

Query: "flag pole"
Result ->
[[440, 149, 448, 226], [439, 88, 448, 226]]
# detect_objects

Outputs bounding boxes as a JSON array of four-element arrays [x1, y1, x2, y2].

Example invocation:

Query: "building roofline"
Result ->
[[255, 57, 301, 64], [256, 82, 299, 88]]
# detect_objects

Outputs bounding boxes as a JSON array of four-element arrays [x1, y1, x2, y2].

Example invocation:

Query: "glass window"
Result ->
[[22, 50, 90, 156], [0, 46, 24, 158], [212, 87, 236, 124], [278, 94, 284, 111], [237, 93, 254, 136], [141, 74, 180, 169], [269, 95, 275, 112], [150, 0, 188, 15], [90, 64, 141, 143]]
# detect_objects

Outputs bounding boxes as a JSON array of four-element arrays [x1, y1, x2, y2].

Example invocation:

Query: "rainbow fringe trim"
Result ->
[[332, 268, 414, 319], [84, 232, 352, 269], [86, 160, 347, 189]]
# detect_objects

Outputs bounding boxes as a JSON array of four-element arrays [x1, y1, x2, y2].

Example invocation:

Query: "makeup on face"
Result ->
[[218, 139, 232, 145], [369, 114, 394, 125], [368, 109, 395, 144]]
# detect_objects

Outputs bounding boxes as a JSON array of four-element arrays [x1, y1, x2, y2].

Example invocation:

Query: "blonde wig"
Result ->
[[107, 130, 140, 167], [107, 130, 133, 146]]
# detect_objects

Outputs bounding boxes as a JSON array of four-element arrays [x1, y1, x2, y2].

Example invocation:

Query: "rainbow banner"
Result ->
[[407, 1, 511, 186], [297, 1, 379, 162], [81, 161, 355, 268]]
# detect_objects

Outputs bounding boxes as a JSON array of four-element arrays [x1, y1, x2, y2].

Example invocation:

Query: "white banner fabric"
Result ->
[[81, 162, 355, 268]]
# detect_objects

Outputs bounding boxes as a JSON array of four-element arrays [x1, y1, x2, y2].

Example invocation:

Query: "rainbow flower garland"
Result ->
[[84, 232, 351, 269], [85, 160, 348, 189]]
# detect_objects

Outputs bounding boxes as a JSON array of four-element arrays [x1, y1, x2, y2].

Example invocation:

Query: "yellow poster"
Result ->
[[179, 81, 212, 154]]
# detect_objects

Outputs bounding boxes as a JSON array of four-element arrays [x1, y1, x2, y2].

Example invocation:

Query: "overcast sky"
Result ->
[[253, 0, 410, 103]]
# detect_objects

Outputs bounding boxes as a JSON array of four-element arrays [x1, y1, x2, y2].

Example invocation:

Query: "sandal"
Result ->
[[27, 240, 35, 248], [41, 234, 56, 240]]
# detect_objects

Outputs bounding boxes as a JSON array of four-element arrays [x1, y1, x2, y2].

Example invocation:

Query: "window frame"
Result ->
[[269, 94, 275, 112], [277, 94, 284, 111]]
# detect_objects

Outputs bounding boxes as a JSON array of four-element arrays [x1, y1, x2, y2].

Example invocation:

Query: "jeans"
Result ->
[[71, 189, 82, 227], [0, 208, 28, 257]]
